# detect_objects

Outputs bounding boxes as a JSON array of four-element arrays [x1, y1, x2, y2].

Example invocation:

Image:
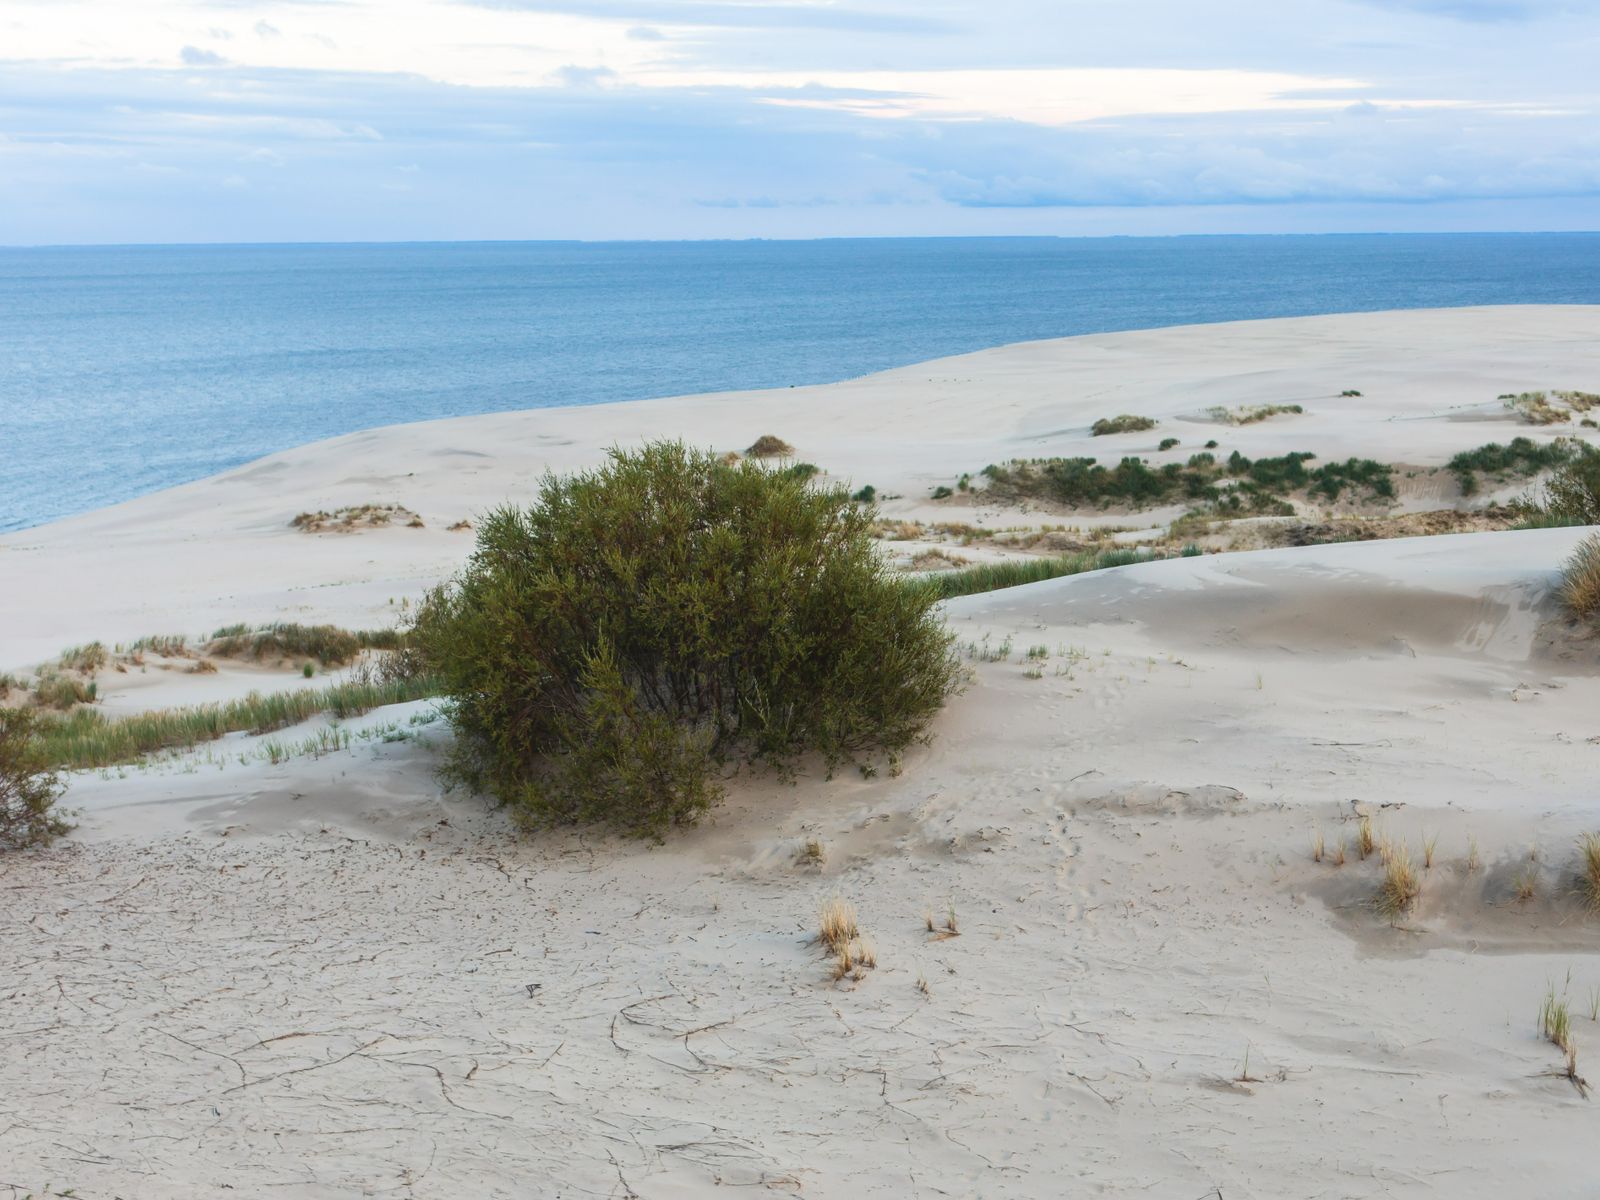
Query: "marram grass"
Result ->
[[27, 675, 438, 770]]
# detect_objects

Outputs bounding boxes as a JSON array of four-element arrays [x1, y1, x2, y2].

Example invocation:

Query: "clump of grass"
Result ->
[[1374, 841, 1420, 918], [204, 622, 400, 667], [1355, 816, 1376, 860], [783, 462, 820, 483], [746, 435, 795, 458], [1423, 832, 1439, 870], [1340, 389, 1363, 397], [57, 642, 109, 674], [1514, 865, 1539, 903], [291, 503, 418, 533], [1503, 391, 1570, 425], [1330, 839, 1347, 867], [1542, 985, 1574, 1053], [1091, 414, 1158, 436], [851, 484, 877, 504], [32, 672, 96, 711], [1207, 403, 1305, 426], [1311, 828, 1325, 863], [1466, 836, 1481, 872], [126, 634, 189, 657], [797, 838, 825, 868], [931, 485, 953, 499], [28, 675, 438, 770], [1560, 534, 1600, 621], [1158, 437, 1180, 451], [819, 898, 859, 952], [1577, 833, 1600, 911]]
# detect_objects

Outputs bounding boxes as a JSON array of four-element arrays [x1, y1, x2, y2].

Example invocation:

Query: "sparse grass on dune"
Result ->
[[27, 676, 438, 770], [56, 642, 109, 674]]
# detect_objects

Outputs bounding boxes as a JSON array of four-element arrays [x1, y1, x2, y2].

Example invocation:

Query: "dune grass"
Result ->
[[1374, 841, 1421, 918], [907, 546, 1150, 601], [1091, 414, 1157, 436], [204, 622, 402, 667], [1560, 534, 1600, 620], [1207, 403, 1305, 425], [27, 675, 438, 770]]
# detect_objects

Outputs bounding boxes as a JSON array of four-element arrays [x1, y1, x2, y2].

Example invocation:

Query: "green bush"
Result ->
[[413, 442, 961, 838], [0, 707, 69, 849]]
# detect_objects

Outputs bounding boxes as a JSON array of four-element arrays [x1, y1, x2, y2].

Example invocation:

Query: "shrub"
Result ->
[[746, 435, 795, 458], [1158, 437, 1180, 451], [1561, 533, 1600, 620], [1542, 444, 1600, 524], [33, 672, 95, 710], [1091, 414, 1157, 436], [0, 707, 69, 849], [783, 462, 819, 482], [931, 485, 954, 499], [852, 484, 877, 503], [412, 442, 961, 838]]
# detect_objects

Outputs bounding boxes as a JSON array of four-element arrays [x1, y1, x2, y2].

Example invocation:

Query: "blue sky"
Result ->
[[2, 0, 1598, 243]]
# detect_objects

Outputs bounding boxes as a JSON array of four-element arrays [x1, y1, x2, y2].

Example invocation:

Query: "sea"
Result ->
[[3, 233, 1599, 533]]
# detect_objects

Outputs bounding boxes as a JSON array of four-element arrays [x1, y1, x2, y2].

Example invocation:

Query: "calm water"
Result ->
[[3, 234, 1599, 532]]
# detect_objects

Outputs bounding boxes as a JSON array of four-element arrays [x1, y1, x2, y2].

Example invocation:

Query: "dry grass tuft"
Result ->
[[1560, 533, 1600, 620], [1330, 839, 1347, 867], [1542, 985, 1574, 1054], [291, 503, 419, 533], [819, 898, 859, 953], [797, 838, 825, 868], [1374, 842, 1421, 918], [1311, 828, 1325, 863], [1515, 865, 1539, 903], [746, 435, 795, 458], [1467, 836, 1481, 873], [1577, 833, 1600, 911], [1356, 816, 1376, 860], [1423, 832, 1439, 870]]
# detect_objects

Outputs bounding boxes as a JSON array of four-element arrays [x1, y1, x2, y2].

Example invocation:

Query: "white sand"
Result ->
[[3, 307, 1600, 1199]]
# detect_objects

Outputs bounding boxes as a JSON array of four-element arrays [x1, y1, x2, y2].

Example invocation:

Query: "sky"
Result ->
[[2, 0, 1599, 243]]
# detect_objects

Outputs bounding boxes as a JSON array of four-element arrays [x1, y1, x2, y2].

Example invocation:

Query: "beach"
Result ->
[[3, 306, 1600, 1198]]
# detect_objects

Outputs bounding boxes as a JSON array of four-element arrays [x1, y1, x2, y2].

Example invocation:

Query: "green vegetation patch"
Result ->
[[1090, 414, 1158, 436], [1447, 437, 1581, 496], [974, 448, 1393, 512], [26, 675, 437, 771], [204, 622, 401, 667]]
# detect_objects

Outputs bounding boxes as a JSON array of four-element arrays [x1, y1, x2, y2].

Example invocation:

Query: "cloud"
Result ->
[[179, 46, 228, 66], [459, 0, 955, 33], [626, 25, 665, 40], [255, 20, 282, 37], [553, 64, 619, 87], [1352, 0, 1551, 19]]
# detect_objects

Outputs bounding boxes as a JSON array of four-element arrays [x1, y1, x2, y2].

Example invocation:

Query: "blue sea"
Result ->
[[4, 234, 1599, 533]]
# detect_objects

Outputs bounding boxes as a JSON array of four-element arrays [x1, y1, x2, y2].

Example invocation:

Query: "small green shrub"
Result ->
[[931, 485, 954, 500], [1158, 437, 1180, 451], [905, 545, 1150, 601], [1341, 389, 1363, 397], [783, 462, 820, 482], [0, 707, 69, 849], [412, 442, 961, 838], [1091, 414, 1157, 436], [852, 484, 877, 504]]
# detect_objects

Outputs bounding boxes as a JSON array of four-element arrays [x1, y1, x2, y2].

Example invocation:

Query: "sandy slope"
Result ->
[[4, 309, 1600, 1199]]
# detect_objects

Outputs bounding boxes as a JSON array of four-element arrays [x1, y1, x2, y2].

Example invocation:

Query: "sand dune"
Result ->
[[4, 309, 1600, 1198]]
